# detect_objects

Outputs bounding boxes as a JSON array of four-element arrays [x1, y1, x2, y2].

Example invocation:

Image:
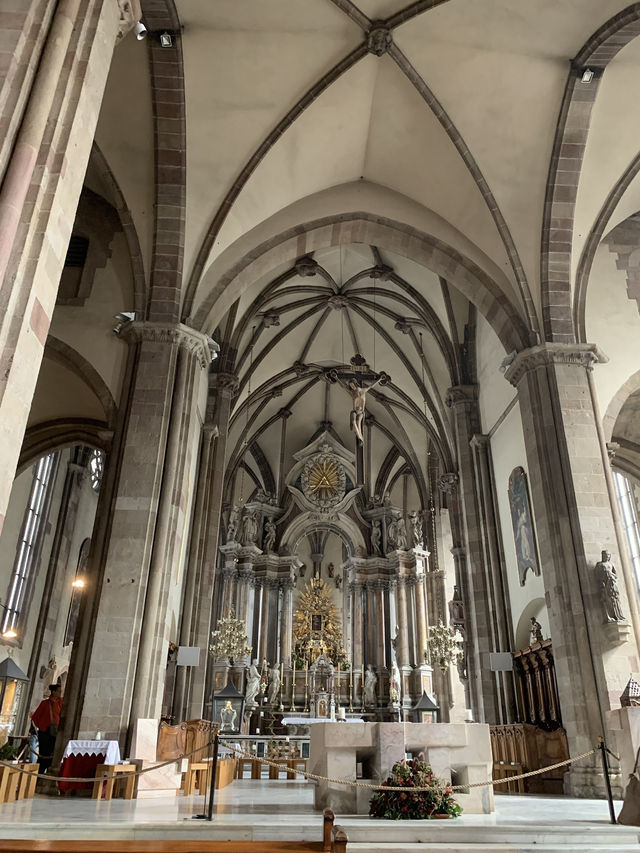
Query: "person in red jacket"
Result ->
[[31, 684, 62, 772]]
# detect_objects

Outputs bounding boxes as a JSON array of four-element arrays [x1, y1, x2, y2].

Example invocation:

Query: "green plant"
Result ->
[[0, 742, 19, 761], [369, 758, 462, 820]]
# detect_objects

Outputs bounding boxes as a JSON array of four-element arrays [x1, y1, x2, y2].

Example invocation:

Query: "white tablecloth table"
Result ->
[[60, 740, 121, 793], [62, 739, 121, 764]]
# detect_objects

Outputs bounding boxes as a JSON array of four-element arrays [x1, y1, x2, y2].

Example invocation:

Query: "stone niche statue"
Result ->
[[226, 505, 240, 543], [242, 510, 258, 546], [263, 518, 276, 553], [364, 665, 377, 706], [411, 513, 423, 548], [596, 550, 625, 622], [530, 617, 543, 644], [390, 659, 401, 706], [396, 517, 408, 550], [371, 519, 382, 555]]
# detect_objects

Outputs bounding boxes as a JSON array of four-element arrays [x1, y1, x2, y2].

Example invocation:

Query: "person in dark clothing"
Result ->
[[30, 684, 62, 772]]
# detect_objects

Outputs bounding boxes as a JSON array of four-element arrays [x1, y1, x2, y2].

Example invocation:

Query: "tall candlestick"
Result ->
[[304, 659, 309, 712], [337, 661, 340, 704], [279, 661, 284, 711], [290, 664, 296, 711], [349, 663, 354, 712], [361, 664, 365, 711]]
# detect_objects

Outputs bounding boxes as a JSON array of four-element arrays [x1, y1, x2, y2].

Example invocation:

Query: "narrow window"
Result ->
[[614, 472, 640, 592]]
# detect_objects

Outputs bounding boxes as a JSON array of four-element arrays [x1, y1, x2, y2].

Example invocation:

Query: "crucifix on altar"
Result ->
[[327, 354, 390, 444]]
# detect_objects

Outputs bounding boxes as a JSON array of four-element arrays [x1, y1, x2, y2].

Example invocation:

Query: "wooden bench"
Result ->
[[286, 757, 307, 780], [183, 757, 237, 795], [0, 763, 38, 803], [92, 764, 137, 800]]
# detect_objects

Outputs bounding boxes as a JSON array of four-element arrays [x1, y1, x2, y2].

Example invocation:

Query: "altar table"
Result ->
[[59, 740, 121, 793]]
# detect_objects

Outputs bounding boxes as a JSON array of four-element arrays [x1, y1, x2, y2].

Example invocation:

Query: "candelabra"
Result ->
[[209, 610, 251, 663], [426, 619, 463, 672]]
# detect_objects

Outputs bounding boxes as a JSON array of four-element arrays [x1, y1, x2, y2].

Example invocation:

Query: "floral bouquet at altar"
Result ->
[[369, 758, 462, 820]]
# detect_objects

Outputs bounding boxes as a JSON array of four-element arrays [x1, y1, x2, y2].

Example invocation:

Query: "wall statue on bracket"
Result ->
[[508, 467, 540, 586]]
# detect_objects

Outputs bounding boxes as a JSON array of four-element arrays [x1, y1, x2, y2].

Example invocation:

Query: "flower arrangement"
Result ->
[[369, 758, 462, 820]]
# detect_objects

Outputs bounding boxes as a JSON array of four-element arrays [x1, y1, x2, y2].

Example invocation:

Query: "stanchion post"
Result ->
[[207, 727, 219, 822], [599, 738, 616, 825]]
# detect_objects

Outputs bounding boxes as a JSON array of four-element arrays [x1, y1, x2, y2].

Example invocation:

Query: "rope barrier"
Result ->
[[0, 738, 599, 793], [218, 740, 598, 793], [0, 741, 213, 783]]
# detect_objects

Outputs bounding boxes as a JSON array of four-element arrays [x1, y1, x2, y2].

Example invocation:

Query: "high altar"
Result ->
[[208, 430, 450, 723]]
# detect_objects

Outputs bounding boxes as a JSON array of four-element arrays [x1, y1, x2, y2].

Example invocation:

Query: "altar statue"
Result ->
[[267, 664, 281, 705], [371, 520, 382, 555], [390, 660, 401, 705], [364, 665, 377, 706], [245, 660, 261, 705], [596, 550, 625, 622], [220, 700, 237, 731], [263, 518, 276, 553]]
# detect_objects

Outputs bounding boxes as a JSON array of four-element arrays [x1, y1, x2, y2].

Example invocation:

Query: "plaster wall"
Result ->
[[490, 404, 548, 652], [586, 241, 640, 419], [27, 360, 104, 427], [475, 312, 515, 435], [50, 229, 134, 406]]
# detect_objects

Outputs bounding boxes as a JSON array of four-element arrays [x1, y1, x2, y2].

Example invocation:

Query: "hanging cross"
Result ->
[[327, 354, 390, 443]]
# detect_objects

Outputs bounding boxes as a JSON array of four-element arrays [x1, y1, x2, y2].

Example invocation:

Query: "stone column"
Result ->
[[79, 323, 212, 740], [172, 423, 218, 720], [279, 577, 294, 667], [365, 583, 377, 665], [351, 581, 364, 668], [396, 580, 410, 667], [505, 343, 640, 796], [0, 0, 138, 537], [376, 581, 386, 669], [386, 579, 398, 668], [414, 574, 428, 666], [470, 433, 516, 724], [446, 386, 499, 723]]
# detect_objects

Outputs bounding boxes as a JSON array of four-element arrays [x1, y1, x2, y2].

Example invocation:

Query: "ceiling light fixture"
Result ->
[[581, 68, 594, 83], [159, 32, 173, 48], [134, 21, 147, 40]]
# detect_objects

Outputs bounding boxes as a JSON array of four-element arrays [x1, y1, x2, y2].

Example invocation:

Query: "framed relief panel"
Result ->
[[508, 466, 540, 586]]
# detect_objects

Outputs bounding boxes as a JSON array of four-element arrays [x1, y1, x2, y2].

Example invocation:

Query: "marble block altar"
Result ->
[[310, 721, 494, 815], [130, 718, 182, 798]]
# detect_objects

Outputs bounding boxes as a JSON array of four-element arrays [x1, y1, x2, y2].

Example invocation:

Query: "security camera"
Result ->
[[135, 21, 147, 40]]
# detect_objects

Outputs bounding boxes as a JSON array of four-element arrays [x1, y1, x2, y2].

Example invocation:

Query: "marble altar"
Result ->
[[309, 721, 493, 815]]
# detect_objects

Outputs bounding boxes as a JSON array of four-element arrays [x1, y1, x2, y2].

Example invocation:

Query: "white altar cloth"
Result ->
[[62, 739, 121, 764], [283, 717, 363, 725]]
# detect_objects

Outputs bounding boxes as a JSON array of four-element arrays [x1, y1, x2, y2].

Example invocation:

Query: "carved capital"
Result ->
[[607, 441, 620, 460], [445, 385, 478, 409], [437, 472, 459, 494], [470, 433, 490, 450], [367, 24, 392, 56], [504, 343, 607, 387], [295, 256, 318, 277], [116, 0, 141, 41], [119, 321, 219, 368], [213, 372, 240, 396]]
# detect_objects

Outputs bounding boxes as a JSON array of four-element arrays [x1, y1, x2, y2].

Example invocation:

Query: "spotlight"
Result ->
[[71, 578, 85, 589], [159, 32, 173, 48], [135, 21, 147, 40], [581, 68, 594, 83], [2, 628, 17, 639]]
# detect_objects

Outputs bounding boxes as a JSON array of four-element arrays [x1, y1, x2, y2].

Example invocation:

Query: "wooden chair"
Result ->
[[92, 764, 137, 800]]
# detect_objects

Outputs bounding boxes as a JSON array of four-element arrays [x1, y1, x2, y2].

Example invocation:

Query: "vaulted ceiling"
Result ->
[[93, 0, 640, 499]]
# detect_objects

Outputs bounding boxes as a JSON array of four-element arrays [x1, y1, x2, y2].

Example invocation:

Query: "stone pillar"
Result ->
[[280, 577, 294, 667], [386, 579, 398, 668], [79, 323, 212, 740], [376, 581, 386, 669], [396, 580, 410, 667], [505, 343, 640, 796], [470, 433, 516, 724], [277, 409, 291, 503], [351, 581, 364, 668], [0, 0, 138, 537], [446, 386, 499, 723], [415, 574, 428, 666], [172, 423, 218, 720], [365, 583, 377, 665]]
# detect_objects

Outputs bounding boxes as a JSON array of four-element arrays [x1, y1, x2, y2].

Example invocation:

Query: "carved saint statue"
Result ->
[[242, 511, 258, 546], [530, 617, 543, 644], [263, 518, 276, 553], [333, 374, 384, 443], [411, 513, 423, 548], [596, 550, 625, 622], [227, 506, 240, 543], [335, 574, 342, 590], [245, 661, 261, 706], [396, 518, 408, 550], [267, 664, 281, 705], [371, 520, 382, 555], [364, 665, 377, 706], [390, 660, 401, 706], [327, 562, 335, 578], [220, 700, 237, 732]]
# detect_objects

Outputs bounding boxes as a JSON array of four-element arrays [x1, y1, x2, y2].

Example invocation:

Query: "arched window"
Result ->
[[615, 472, 640, 592], [89, 449, 104, 493]]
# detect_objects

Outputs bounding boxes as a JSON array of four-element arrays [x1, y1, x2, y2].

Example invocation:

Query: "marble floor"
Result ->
[[0, 781, 636, 851]]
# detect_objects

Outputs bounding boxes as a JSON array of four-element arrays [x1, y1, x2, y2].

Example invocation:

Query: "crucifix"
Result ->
[[328, 354, 390, 443]]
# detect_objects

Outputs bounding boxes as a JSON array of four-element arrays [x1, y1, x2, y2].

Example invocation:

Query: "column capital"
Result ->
[[211, 371, 240, 396], [504, 343, 607, 387], [470, 433, 490, 450], [116, 0, 142, 41], [118, 321, 219, 368], [445, 384, 478, 409], [437, 472, 459, 494]]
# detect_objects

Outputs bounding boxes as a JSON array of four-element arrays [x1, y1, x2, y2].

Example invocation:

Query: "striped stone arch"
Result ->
[[193, 212, 529, 355], [541, 3, 640, 343]]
